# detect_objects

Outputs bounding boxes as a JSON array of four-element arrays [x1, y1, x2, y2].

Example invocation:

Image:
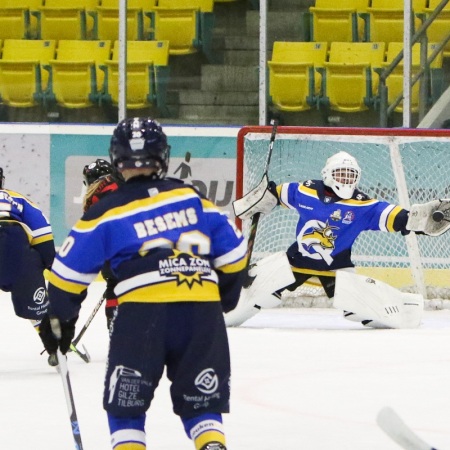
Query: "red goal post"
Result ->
[[236, 126, 450, 308]]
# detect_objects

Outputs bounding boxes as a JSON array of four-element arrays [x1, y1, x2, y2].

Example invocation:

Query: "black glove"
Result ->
[[39, 314, 78, 355]]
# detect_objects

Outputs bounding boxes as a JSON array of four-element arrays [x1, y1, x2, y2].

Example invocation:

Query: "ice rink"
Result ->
[[1, 282, 450, 450]]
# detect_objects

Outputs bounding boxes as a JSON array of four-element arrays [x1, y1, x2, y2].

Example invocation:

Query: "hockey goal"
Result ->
[[236, 126, 450, 309]]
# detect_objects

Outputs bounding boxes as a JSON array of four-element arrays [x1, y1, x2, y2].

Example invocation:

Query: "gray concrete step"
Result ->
[[177, 90, 258, 106], [201, 65, 258, 91]]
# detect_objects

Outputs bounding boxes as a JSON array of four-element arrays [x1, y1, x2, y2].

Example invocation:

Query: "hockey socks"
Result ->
[[183, 413, 226, 450], [108, 413, 146, 449]]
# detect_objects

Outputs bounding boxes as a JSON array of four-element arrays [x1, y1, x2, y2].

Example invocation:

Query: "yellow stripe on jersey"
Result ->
[[118, 279, 221, 304], [47, 271, 89, 295], [217, 254, 248, 273], [299, 184, 319, 198], [74, 188, 200, 232], [31, 233, 54, 245], [292, 267, 336, 277], [385, 205, 403, 232]]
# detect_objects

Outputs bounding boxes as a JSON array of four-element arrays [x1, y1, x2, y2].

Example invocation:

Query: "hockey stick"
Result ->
[[243, 119, 278, 287], [57, 349, 84, 450], [68, 295, 105, 362], [377, 406, 438, 450]]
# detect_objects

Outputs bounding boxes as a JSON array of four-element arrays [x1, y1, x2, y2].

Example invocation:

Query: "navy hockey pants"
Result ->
[[0, 222, 48, 319], [103, 301, 231, 419]]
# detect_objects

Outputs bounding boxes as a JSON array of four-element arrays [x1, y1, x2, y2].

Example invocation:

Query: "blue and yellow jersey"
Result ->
[[0, 189, 55, 267], [275, 179, 408, 273], [48, 177, 247, 321]]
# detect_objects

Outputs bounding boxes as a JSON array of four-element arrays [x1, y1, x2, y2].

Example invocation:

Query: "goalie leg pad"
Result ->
[[333, 271, 423, 329], [224, 252, 295, 327]]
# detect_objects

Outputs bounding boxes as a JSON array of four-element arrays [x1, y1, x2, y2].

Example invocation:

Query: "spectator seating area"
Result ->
[[268, 40, 445, 114], [268, 0, 449, 120], [0, 38, 170, 113], [0, 0, 449, 126], [0, 0, 215, 58]]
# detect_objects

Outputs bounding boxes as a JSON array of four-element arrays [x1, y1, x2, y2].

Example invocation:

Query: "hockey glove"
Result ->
[[39, 314, 78, 355]]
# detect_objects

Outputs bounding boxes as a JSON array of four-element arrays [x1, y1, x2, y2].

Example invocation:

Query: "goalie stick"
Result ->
[[377, 407, 438, 450], [244, 119, 278, 287], [57, 349, 84, 450]]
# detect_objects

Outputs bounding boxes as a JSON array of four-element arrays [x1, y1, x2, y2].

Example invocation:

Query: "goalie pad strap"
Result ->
[[233, 174, 278, 221]]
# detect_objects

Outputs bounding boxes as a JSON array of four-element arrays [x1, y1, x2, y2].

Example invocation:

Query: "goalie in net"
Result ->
[[230, 150, 450, 329]]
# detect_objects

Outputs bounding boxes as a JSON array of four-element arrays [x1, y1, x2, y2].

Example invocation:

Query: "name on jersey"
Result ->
[[0, 192, 23, 212], [134, 207, 198, 238]]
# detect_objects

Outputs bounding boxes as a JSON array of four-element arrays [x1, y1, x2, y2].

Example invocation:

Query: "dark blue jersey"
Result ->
[[275, 180, 408, 273], [48, 177, 247, 321]]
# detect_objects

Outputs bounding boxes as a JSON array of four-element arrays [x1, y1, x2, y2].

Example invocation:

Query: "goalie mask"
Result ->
[[109, 117, 170, 178], [0, 167, 4, 189], [83, 159, 114, 186], [321, 151, 361, 199]]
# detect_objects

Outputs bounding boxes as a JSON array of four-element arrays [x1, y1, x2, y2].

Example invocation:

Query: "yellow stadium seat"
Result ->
[[101, 40, 170, 110], [364, 0, 427, 44], [268, 41, 328, 112], [0, 1, 43, 40], [383, 42, 444, 113], [0, 39, 56, 107], [151, 0, 214, 57], [46, 40, 111, 109], [424, 0, 450, 57], [309, 0, 369, 42], [320, 41, 386, 112], [97, 0, 156, 39], [94, 1, 150, 41], [35, 0, 99, 40]]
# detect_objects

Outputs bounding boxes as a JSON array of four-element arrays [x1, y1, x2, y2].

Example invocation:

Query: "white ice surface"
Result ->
[[1, 281, 450, 450]]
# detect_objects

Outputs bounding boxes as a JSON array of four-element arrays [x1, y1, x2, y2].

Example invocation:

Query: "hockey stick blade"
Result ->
[[377, 407, 438, 450], [69, 343, 91, 363]]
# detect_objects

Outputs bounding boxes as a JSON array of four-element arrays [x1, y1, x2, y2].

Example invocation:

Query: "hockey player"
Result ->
[[0, 168, 56, 362], [82, 158, 123, 329], [230, 150, 449, 327], [39, 117, 248, 450]]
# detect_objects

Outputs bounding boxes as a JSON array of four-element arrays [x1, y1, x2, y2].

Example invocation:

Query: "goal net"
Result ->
[[236, 126, 450, 309]]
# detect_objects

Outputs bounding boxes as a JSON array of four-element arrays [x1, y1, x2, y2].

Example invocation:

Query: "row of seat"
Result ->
[[268, 41, 444, 114], [0, 0, 217, 58], [309, 0, 450, 56], [0, 39, 170, 112]]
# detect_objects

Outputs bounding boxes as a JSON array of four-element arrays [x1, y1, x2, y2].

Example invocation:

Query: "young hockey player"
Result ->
[[230, 150, 450, 327], [82, 158, 123, 329], [0, 167, 56, 364], [39, 117, 248, 450]]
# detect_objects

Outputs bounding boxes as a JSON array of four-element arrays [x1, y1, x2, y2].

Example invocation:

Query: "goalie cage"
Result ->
[[236, 126, 450, 310]]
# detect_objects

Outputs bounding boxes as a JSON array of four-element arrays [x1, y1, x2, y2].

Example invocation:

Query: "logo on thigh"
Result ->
[[195, 368, 218, 394], [33, 287, 46, 305]]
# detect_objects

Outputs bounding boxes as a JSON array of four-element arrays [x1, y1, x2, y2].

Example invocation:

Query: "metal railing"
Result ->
[[378, 0, 450, 127]]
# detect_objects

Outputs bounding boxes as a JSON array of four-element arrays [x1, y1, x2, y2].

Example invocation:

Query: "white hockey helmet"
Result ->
[[321, 151, 361, 199]]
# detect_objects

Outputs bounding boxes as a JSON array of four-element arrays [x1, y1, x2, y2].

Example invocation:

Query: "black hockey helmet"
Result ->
[[83, 158, 114, 186], [0, 167, 4, 189], [109, 117, 170, 177]]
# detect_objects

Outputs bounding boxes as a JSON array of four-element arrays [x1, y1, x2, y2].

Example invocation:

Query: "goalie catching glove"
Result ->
[[39, 313, 78, 355], [406, 199, 450, 236], [233, 174, 279, 220]]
